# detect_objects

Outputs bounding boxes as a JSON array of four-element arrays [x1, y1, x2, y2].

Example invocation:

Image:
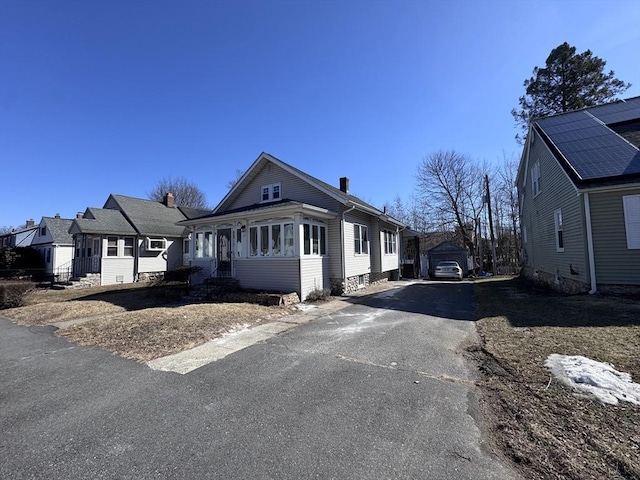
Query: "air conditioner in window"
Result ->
[[145, 237, 167, 251]]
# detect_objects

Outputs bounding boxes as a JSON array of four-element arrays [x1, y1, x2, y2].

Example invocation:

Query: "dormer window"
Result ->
[[261, 183, 281, 202]]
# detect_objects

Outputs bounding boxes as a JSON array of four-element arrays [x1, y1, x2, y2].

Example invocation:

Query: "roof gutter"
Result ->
[[583, 192, 597, 294]]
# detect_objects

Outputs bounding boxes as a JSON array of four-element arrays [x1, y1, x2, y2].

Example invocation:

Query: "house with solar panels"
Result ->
[[516, 96, 640, 293]]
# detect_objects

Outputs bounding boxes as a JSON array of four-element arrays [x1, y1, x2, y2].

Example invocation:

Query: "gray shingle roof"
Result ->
[[32, 217, 73, 245], [108, 194, 189, 237], [72, 208, 137, 235]]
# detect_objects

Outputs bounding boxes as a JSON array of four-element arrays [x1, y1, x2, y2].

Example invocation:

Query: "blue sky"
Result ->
[[1, 0, 639, 228]]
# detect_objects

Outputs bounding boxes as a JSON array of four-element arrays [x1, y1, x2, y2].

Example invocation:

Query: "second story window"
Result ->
[[531, 161, 541, 197], [261, 183, 282, 202]]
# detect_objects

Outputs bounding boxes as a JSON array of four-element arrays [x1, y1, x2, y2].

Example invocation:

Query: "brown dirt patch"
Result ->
[[471, 276, 640, 480], [2, 283, 294, 362], [57, 303, 292, 362]]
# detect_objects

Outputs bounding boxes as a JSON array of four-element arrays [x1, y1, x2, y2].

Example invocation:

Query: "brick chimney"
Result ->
[[25, 219, 35, 228], [164, 192, 175, 208], [76, 212, 84, 219], [339, 177, 349, 194]]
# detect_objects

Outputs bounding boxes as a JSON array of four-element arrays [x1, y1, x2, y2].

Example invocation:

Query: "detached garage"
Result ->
[[427, 242, 468, 278]]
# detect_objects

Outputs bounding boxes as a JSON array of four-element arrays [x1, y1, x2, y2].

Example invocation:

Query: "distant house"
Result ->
[[69, 193, 208, 286], [0, 220, 38, 248], [31, 215, 74, 281], [181, 152, 405, 300], [516, 97, 640, 293]]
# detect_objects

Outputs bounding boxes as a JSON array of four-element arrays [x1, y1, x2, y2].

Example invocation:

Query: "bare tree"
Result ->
[[494, 154, 521, 270], [415, 150, 486, 261], [226, 169, 245, 190], [147, 176, 209, 209]]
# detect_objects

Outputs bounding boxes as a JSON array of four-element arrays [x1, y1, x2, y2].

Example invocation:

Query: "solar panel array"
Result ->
[[537, 97, 640, 180]]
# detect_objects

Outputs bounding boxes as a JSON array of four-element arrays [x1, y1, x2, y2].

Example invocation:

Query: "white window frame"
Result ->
[[383, 230, 397, 255], [145, 237, 167, 251], [623, 194, 640, 249], [554, 209, 564, 252], [194, 230, 214, 258], [531, 161, 541, 197], [303, 220, 326, 256], [354, 224, 369, 255], [260, 183, 282, 202], [106, 236, 135, 257], [248, 221, 296, 258]]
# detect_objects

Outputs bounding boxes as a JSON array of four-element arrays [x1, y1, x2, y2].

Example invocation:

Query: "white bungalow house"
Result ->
[[31, 215, 74, 281], [181, 153, 406, 300], [69, 193, 208, 286]]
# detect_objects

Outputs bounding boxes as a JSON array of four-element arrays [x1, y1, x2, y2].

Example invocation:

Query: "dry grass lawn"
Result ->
[[2, 283, 293, 362], [472, 276, 640, 480]]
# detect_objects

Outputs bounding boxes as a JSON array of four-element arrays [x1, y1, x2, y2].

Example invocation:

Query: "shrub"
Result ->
[[163, 266, 203, 283], [305, 288, 331, 303], [0, 281, 35, 309]]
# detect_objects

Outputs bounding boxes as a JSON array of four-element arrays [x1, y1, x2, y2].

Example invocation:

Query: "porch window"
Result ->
[[284, 223, 294, 256], [247, 221, 297, 258], [107, 237, 118, 256], [260, 225, 269, 256], [272, 224, 282, 256], [204, 232, 213, 257], [354, 224, 369, 255], [302, 222, 326, 256], [249, 227, 258, 257], [235, 229, 243, 257]]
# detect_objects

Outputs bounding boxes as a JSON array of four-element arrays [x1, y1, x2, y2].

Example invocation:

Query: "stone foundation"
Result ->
[[138, 272, 165, 283], [524, 267, 588, 294]]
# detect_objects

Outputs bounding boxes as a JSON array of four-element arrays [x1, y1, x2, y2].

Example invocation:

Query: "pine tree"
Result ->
[[512, 42, 630, 143]]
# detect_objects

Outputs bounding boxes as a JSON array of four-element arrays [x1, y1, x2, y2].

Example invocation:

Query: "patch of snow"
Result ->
[[295, 304, 317, 312], [545, 354, 640, 405], [213, 323, 251, 345]]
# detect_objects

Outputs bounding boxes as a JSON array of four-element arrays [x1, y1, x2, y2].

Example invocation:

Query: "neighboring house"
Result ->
[[516, 96, 640, 293], [181, 152, 406, 300], [31, 215, 74, 281], [0, 220, 38, 248], [69, 193, 208, 286]]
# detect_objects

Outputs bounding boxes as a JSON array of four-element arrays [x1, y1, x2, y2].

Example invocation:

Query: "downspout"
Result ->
[[341, 205, 356, 291], [397, 225, 406, 279], [583, 192, 597, 294]]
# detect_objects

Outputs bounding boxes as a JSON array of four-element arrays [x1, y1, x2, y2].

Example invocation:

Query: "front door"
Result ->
[[217, 228, 232, 277]]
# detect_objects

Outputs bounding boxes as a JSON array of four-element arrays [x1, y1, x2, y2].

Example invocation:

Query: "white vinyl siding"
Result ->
[[300, 256, 329, 300], [226, 162, 342, 213], [101, 258, 134, 285], [234, 258, 299, 293]]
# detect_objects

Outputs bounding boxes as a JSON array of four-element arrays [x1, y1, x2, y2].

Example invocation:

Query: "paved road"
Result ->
[[1, 281, 517, 479]]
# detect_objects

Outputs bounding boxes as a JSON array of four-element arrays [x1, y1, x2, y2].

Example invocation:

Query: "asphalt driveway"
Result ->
[[1, 280, 517, 479]]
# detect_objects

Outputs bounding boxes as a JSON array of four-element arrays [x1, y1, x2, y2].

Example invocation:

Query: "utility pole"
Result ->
[[485, 174, 497, 276]]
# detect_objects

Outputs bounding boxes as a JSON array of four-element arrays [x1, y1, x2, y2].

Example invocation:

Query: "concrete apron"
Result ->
[[146, 299, 351, 375]]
